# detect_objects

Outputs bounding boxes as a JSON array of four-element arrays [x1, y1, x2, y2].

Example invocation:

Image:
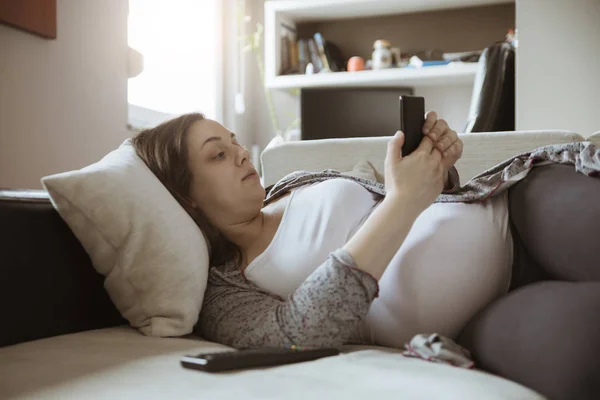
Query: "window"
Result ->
[[127, 0, 221, 129]]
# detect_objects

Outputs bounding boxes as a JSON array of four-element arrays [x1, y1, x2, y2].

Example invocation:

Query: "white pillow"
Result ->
[[41, 139, 209, 337]]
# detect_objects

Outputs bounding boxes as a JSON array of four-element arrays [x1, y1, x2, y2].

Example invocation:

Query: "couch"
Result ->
[[2, 130, 598, 400]]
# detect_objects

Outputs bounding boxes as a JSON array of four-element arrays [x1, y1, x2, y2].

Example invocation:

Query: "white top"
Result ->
[[244, 179, 379, 298], [244, 178, 513, 345]]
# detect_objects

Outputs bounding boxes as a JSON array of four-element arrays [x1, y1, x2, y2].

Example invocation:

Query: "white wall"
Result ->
[[414, 84, 475, 133], [0, 0, 130, 189], [249, 0, 297, 151], [516, 0, 600, 137]]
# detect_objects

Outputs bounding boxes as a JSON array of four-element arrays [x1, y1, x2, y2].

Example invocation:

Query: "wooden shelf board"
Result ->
[[267, 0, 514, 22], [266, 63, 479, 89]]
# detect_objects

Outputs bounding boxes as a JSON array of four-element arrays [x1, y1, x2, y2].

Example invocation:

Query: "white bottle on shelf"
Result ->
[[372, 40, 393, 70]]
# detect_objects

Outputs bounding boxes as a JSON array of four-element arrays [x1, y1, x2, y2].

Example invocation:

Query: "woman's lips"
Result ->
[[242, 171, 258, 181]]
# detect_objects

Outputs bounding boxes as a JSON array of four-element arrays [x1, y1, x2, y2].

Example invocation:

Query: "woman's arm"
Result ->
[[345, 131, 445, 279], [196, 248, 379, 349], [342, 195, 420, 281]]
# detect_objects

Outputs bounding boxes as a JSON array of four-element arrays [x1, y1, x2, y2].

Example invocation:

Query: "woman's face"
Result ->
[[186, 119, 265, 226]]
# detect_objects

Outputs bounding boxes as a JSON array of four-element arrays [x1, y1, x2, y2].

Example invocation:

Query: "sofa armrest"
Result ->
[[260, 130, 585, 188], [0, 189, 126, 348], [589, 131, 600, 146]]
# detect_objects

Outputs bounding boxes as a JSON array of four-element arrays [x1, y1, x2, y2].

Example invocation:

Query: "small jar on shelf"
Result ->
[[372, 40, 393, 70]]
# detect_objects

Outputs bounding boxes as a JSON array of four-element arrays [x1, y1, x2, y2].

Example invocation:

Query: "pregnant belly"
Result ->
[[358, 193, 514, 348]]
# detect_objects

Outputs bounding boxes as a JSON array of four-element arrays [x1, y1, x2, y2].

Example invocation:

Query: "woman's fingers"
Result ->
[[418, 112, 463, 167], [431, 145, 443, 162], [417, 134, 435, 154], [436, 135, 454, 152], [423, 111, 437, 134], [443, 139, 463, 158], [431, 127, 457, 150], [427, 119, 448, 141], [419, 113, 463, 165], [386, 131, 405, 163], [443, 141, 457, 158]]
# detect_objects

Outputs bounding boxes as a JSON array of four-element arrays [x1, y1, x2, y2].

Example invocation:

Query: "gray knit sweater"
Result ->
[[195, 141, 600, 349]]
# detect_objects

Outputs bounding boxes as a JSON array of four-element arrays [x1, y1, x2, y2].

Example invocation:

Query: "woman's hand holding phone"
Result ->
[[384, 130, 445, 215]]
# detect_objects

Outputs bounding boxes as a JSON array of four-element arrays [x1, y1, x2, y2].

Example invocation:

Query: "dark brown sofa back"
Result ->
[[0, 189, 125, 348]]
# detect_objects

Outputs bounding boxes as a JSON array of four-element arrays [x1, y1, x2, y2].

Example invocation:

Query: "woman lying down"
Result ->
[[132, 112, 600, 400]]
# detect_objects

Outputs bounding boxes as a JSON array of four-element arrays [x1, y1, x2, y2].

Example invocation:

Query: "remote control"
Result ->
[[180, 346, 340, 373]]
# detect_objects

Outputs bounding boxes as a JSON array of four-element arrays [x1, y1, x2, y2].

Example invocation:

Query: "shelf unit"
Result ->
[[264, 0, 514, 89], [267, 63, 480, 89]]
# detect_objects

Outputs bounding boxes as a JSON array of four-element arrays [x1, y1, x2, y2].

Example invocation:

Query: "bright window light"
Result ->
[[127, 0, 220, 128]]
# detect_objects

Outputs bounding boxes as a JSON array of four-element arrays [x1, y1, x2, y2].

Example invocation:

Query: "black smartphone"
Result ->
[[180, 347, 340, 373], [399, 95, 425, 157]]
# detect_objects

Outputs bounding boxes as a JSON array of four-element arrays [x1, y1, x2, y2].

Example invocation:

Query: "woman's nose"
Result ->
[[236, 145, 250, 165]]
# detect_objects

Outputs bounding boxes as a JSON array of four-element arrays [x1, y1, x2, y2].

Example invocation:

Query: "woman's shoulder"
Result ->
[[206, 264, 247, 292], [206, 262, 285, 301], [209, 260, 240, 278], [207, 261, 256, 286]]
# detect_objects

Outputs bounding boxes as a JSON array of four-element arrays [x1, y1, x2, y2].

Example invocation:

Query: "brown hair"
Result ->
[[131, 112, 242, 267]]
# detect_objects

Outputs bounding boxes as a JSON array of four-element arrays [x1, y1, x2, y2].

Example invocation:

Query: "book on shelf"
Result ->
[[313, 33, 331, 72], [279, 23, 299, 75], [280, 31, 347, 75], [298, 39, 308, 76], [280, 34, 290, 75], [290, 40, 299, 72], [307, 38, 323, 73], [323, 40, 346, 72]]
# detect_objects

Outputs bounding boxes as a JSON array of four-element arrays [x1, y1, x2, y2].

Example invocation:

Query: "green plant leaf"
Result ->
[[253, 30, 262, 48]]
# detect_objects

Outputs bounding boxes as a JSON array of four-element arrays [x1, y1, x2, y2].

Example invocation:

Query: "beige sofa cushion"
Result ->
[[261, 130, 585, 188], [0, 327, 544, 400]]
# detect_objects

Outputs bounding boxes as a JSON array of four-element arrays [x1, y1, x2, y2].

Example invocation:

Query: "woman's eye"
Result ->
[[213, 151, 225, 160]]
